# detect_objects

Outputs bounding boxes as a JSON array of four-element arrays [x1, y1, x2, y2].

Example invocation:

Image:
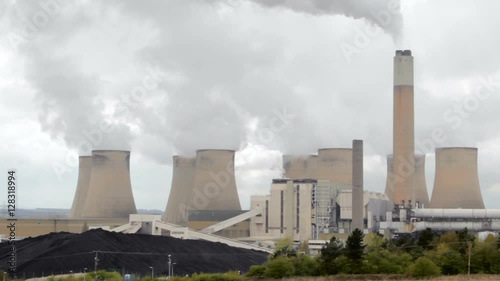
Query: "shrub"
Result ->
[[407, 256, 441, 278], [246, 265, 266, 278], [264, 256, 294, 279]]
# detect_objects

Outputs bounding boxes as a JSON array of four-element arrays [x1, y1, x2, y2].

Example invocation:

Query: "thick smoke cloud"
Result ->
[[243, 0, 403, 41]]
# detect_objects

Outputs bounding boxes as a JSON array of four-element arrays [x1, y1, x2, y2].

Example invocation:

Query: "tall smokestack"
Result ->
[[393, 49, 415, 206], [430, 147, 484, 209], [316, 148, 352, 185], [191, 149, 241, 210], [163, 156, 196, 225], [384, 154, 394, 201], [352, 140, 363, 231], [69, 156, 91, 218], [414, 154, 430, 207], [81, 150, 137, 218]]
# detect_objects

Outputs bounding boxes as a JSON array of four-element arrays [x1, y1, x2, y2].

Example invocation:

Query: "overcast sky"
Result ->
[[1, 0, 500, 211]]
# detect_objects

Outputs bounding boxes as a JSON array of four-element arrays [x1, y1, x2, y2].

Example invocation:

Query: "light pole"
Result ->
[[149, 266, 154, 279], [168, 255, 171, 278], [84, 268, 88, 281]]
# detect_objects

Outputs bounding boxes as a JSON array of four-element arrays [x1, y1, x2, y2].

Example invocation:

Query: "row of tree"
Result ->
[[248, 228, 500, 278]]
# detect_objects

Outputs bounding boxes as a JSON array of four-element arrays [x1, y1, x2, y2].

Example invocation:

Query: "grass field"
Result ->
[[265, 275, 500, 281]]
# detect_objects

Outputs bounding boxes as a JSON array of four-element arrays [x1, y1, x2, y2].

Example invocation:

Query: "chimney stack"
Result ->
[[392, 50, 416, 206], [351, 140, 364, 231]]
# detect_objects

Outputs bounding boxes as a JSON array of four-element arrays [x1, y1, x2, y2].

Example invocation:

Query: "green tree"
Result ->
[[406, 256, 441, 278], [471, 235, 497, 273], [264, 256, 295, 279], [425, 243, 464, 275], [272, 237, 297, 258], [345, 229, 365, 262], [417, 228, 436, 250], [317, 236, 344, 275], [364, 248, 412, 274], [456, 227, 475, 255]]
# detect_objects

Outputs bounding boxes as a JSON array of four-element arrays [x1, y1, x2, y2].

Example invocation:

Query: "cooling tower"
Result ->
[[282, 154, 311, 179], [351, 140, 364, 231], [81, 150, 137, 218], [393, 50, 415, 205], [430, 147, 484, 209], [414, 154, 430, 207], [384, 154, 394, 202], [316, 148, 352, 185], [68, 156, 92, 218], [163, 156, 196, 225], [191, 149, 241, 210]]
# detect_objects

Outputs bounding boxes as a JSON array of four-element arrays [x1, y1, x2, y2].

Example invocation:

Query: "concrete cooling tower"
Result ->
[[282, 154, 310, 179], [163, 156, 196, 225], [385, 153, 430, 207], [69, 156, 92, 218], [414, 154, 430, 207], [191, 149, 241, 210], [430, 147, 485, 209], [81, 150, 137, 218], [316, 148, 352, 185], [393, 50, 415, 205]]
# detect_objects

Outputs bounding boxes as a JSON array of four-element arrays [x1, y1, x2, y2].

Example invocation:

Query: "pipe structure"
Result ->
[[69, 156, 92, 218], [163, 156, 196, 225], [414, 208, 500, 219], [191, 149, 241, 211], [393, 50, 415, 206], [316, 148, 352, 185], [351, 140, 363, 231], [430, 147, 484, 209], [413, 154, 430, 207], [81, 150, 137, 218]]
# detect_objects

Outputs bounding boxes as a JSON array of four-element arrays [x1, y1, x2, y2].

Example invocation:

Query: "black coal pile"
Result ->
[[0, 229, 268, 277]]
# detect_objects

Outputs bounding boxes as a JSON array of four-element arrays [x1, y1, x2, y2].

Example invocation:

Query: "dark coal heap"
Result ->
[[0, 229, 268, 277]]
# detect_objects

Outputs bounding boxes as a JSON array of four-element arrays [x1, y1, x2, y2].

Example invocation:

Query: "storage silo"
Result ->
[[316, 148, 352, 185], [81, 150, 137, 218], [191, 149, 241, 211], [69, 156, 92, 218], [163, 156, 196, 225], [430, 147, 484, 209]]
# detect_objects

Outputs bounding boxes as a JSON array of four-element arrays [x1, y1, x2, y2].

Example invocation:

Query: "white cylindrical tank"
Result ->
[[163, 156, 196, 225], [430, 147, 484, 209], [81, 150, 137, 218], [69, 156, 92, 218]]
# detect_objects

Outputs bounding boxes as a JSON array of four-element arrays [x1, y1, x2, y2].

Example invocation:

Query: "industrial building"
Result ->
[[2, 50, 496, 253]]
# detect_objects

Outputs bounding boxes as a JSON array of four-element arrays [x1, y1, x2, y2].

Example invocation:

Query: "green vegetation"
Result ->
[[247, 228, 500, 279]]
